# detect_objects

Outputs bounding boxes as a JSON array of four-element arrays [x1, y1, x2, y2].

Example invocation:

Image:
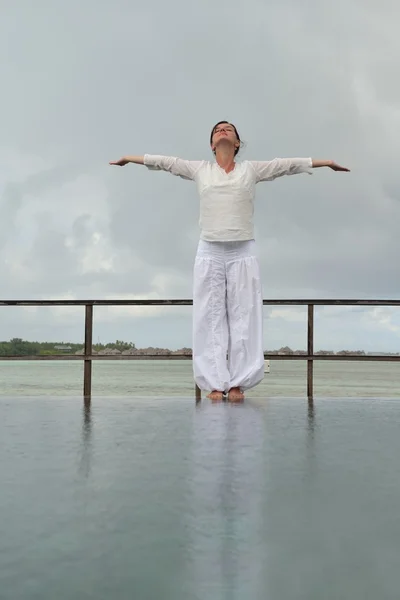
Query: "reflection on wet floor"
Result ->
[[1, 396, 400, 599]]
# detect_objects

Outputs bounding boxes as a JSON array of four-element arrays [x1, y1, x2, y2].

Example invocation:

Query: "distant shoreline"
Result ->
[[0, 339, 398, 357]]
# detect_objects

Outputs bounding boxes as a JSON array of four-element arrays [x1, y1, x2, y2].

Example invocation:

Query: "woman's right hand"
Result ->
[[109, 157, 129, 166]]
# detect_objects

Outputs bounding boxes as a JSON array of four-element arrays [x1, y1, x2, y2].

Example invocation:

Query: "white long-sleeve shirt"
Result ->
[[143, 154, 313, 242]]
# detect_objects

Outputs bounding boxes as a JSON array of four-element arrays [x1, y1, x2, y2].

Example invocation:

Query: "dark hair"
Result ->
[[210, 121, 241, 156]]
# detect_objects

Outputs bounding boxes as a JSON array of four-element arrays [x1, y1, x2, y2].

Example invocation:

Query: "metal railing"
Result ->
[[1, 299, 399, 399]]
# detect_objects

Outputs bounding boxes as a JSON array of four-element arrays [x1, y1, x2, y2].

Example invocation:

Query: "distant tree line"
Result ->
[[0, 339, 395, 357], [0, 338, 136, 356]]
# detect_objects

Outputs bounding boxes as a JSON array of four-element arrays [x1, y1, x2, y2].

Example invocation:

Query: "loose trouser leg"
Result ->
[[226, 253, 264, 391], [192, 253, 230, 393]]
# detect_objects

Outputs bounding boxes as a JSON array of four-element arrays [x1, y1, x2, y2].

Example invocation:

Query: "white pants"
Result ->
[[192, 239, 264, 393]]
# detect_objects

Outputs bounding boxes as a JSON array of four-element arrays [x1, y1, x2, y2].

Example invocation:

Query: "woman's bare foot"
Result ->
[[207, 390, 224, 402], [228, 387, 244, 402]]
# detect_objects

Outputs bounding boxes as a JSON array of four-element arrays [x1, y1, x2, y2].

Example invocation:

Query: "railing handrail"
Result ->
[[0, 298, 400, 306], [1, 298, 399, 400]]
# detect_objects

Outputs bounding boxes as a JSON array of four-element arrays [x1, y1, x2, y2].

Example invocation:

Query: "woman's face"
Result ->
[[211, 123, 240, 154]]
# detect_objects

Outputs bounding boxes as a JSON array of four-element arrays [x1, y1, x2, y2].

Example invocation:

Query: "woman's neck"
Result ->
[[215, 148, 236, 173]]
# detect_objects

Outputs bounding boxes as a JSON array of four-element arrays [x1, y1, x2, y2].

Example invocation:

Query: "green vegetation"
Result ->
[[0, 338, 136, 356], [0, 339, 394, 357]]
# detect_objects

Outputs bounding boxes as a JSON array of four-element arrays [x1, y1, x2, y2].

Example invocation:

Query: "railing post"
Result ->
[[307, 304, 314, 399], [84, 304, 93, 398]]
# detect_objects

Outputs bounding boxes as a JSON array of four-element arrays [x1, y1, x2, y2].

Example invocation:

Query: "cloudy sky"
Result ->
[[1, 0, 400, 352]]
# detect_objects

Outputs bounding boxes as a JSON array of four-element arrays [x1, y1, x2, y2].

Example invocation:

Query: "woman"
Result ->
[[110, 121, 349, 401]]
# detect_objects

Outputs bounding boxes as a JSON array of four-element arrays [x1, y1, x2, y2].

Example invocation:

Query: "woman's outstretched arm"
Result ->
[[109, 156, 145, 166], [311, 159, 350, 171], [250, 158, 350, 183], [109, 154, 204, 181]]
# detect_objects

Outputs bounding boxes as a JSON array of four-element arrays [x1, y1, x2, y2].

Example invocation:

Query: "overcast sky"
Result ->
[[1, 0, 400, 352]]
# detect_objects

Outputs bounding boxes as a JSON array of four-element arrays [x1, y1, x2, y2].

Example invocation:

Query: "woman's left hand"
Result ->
[[329, 161, 350, 172]]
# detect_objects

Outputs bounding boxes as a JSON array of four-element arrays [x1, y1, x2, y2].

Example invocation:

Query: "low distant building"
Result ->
[[54, 345, 72, 352]]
